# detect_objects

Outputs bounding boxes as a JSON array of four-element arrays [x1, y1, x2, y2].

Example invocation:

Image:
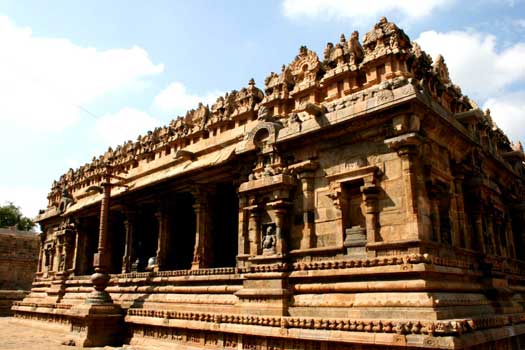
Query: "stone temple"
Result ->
[[12, 17, 525, 349]]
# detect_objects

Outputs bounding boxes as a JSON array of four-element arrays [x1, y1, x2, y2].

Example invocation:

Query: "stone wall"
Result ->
[[0, 228, 39, 315]]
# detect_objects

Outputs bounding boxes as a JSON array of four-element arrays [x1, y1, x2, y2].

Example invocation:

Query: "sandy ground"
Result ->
[[0, 317, 135, 350]]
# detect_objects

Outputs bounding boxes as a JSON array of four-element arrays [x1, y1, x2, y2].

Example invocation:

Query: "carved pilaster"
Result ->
[[452, 167, 469, 248], [385, 132, 425, 241], [428, 186, 442, 243], [294, 161, 318, 249], [472, 204, 486, 254]]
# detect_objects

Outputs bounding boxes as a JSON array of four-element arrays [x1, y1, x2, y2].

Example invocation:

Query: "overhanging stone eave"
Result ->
[[275, 88, 419, 147], [40, 143, 238, 218], [412, 92, 521, 178]]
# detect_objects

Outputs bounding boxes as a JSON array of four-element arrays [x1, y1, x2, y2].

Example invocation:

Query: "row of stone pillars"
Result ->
[[119, 187, 214, 274]]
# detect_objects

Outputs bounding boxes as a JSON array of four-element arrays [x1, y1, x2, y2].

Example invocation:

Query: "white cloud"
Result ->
[[153, 81, 222, 116], [415, 30, 525, 100], [94, 107, 160, 147], [0, 185, 49, 220], [514, 19, 525, 29], [282, 0, 454, 23], [0, 15, 164, 133], [483, 91, 525, 143]]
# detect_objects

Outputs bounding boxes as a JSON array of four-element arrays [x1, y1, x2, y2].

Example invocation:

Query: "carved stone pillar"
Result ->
[[246, 203, 262, 256], [63, 230, 75, 272], [362, 184, 380, 244], [73, 219, 90, 276], [54, 241, 61, 272], [191, 187, 212, 269], [237, 196, 250, 257], [121, 210, 136, 273], [267, 200, 291, 256], [71, 230, 80, 274], [154, 206, 169, 271]]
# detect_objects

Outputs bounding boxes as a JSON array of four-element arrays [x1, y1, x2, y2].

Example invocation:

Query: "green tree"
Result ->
[[0, 202, 35, 231]]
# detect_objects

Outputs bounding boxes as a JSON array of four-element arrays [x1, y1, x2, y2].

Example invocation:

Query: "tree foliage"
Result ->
[[0, 202, 35, 231]]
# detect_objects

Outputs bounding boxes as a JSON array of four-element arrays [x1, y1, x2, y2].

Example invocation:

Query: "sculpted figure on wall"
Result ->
[[262, 225, 276, 255]]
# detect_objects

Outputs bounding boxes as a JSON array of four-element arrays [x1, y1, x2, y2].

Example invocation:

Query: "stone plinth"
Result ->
[[66, 303, 124, 347]]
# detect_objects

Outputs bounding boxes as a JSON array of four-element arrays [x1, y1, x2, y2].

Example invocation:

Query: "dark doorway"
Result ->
[[76, 216, 99, 276], [342, 179, 366, 231], [166, 192, 196, 270], [134, 207, 159, 272], [108, 212, 125, 274]]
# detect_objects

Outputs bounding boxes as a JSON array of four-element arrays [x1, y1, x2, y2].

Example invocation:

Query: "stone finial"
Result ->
[[323, 42, 334, 61], [433, 54, 451, 84], [512, 141, 524, 153], [348, 30, 364, 65], [298, 45, 308, 57], [288, 46, 322, 87], [362, 16, 411, 62]]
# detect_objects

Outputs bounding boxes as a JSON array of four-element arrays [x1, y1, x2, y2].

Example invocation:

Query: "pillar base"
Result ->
[[66, 303, 124, 347]]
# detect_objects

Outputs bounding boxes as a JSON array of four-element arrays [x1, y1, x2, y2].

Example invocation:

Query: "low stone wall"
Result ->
[[0, 290, 28, 315], [0, 228, 39, 315]]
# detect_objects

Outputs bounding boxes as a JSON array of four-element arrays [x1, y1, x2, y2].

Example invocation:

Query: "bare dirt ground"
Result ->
[[0, 317, 136, 350]]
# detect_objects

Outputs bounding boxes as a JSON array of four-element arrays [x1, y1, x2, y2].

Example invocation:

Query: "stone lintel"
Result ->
[[238, 174, 296, 193]]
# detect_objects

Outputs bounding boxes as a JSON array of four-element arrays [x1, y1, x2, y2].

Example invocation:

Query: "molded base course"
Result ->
[[11, 311, 525, 349], [125, 316, 525, 349]]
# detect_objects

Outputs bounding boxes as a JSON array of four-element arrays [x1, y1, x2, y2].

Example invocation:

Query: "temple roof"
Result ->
[[41, 17, 524, 217]]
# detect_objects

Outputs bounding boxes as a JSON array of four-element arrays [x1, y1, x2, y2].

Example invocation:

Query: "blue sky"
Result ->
[[0, 0, 524, 219]]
